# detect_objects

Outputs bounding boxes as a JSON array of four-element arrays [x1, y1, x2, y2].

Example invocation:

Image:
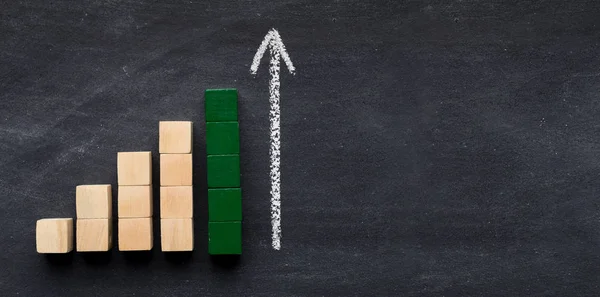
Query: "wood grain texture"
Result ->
[[118, 185, 153, 218], [159, 154, 192, 186], [75, 184, 112, 219], [160, 218, 193, 252], [159, 121, 193, 154], [118, 218, 153, 251], [160, 186, 193, 219], [36, 218, 73, 253], [76, 219, 112, 252], [117, 152, 152, 186]]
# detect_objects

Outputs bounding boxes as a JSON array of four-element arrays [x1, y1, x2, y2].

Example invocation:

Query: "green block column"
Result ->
[[205, 89, 242, 255]]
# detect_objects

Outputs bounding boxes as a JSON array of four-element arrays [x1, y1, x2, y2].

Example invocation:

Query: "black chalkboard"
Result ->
[[2, 1, 600, 296]]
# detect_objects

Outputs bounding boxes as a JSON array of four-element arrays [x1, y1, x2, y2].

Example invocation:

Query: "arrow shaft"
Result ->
[[251, 28, 294, 251], [269, 45, 282, 250]]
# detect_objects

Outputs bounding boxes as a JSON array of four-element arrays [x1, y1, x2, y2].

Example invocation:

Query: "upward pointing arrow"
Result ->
[[250, 29, 295, 250], [250, 29, 295, 75]]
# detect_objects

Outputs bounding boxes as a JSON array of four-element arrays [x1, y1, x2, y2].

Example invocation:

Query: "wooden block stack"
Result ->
[[205, 89, 242, 255], [159, 121, 194, 251], [76, 185, 112, 251], [36, 218, 73, 253], [117, 152, 153, 251]]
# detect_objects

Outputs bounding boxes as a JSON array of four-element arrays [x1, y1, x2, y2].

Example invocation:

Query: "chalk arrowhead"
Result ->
[[250, 28, 295, 75]]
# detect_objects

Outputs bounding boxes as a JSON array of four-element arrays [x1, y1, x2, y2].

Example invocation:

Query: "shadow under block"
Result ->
[[208, 188, 242, 222], [117, 152, 152, 186], [205, 89, 238, 122], [76, 219, 112, 252], [36, 218, 73, 254], [76, 184, 112, 219], [160, 186, 193, 219], [160, 153, 192, 186], [118, 218, 153, 251], [118, 186, 153, 218], [207, 155, 240, 188], [206, 122, 240, 155], [159, 121, 193, 154], [160, 218, 193, 251], [208, 221, 242, 255]]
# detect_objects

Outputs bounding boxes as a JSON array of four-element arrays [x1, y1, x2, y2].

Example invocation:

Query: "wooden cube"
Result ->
[[118, 218, 153, 251], [159, 121, 193, 154], [208, 221, 241, 255], [206, 122, 240, 155], [208, 188, 242, 222], [160, 186, 193, 218], [206, 154, 240, 188], [76, 219, 112, 252], [117, 152, 152, 186], [205, 89, 238, 122], [76, 184, 112, 219], [118, 186, 153, 218], [160, 218, 193, 251], [160, 154, 192, 186], [36, 218, 73, 253]]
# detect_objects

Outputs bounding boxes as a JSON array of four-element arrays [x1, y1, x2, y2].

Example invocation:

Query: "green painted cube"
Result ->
[[208, 188, 242, 222], [209, 221, 242, 255], [207, 155, 240, 188], [206, 122, 240, 155], [205, 89, 238, 122]]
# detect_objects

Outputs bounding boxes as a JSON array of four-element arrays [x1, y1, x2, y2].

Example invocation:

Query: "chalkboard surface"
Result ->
[[2, 1, 600, 296]]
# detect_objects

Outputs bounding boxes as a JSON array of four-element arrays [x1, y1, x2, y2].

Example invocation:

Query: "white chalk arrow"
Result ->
[[250, 28, 295, 250]]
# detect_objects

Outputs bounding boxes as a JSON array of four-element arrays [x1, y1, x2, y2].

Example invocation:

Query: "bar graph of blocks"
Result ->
[[159, 121, 194, 252], [117, 152, 153, 251], [35, 120, 201, 256], [76, 185, 112, 252], [34, 96, 244, 258], [205, 89, 242, 255], [36, 218, 73, 253]]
